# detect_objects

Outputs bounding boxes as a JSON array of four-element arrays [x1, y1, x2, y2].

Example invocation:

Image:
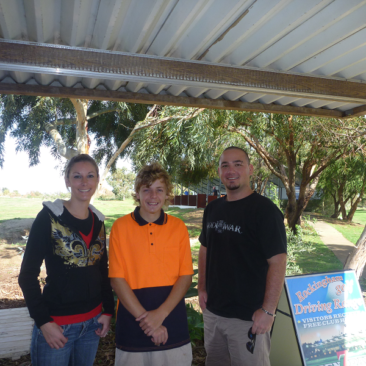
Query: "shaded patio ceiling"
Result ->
[[1, 0, 366, 119]]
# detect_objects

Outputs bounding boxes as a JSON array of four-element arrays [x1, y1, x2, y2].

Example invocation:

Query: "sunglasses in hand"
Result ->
[[246, 327, 256, 354]]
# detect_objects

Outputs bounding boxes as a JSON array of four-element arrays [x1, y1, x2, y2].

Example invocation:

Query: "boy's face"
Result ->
[[136, 179, 168, 220]]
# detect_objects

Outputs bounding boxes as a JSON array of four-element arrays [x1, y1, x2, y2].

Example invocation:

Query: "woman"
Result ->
[[19, 154, 114, 366]]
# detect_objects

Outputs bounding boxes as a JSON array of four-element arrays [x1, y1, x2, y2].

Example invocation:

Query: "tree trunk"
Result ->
[[346, 177, 366, 222], [337, 182, 349, 220], [70, 98, 90, 154], [330, 193, 340, 218], [286, 176, 320, 232], [95, 129, 137, 199], [260, 177, 269, 195], [344, 225, 366, 279], [285, 187, 300, 231]]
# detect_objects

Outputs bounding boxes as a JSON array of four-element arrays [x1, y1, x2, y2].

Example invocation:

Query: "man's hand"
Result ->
[[198, 290, 207, 311], [136, 309, 167, 336], [151, 325, 168, 346], [95, 314, 111, 338], [40, 322, 68, 349], [251, 308, 274, 334]]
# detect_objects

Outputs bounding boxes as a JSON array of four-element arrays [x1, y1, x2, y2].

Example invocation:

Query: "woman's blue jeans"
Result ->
[[31, 314, 102, 366]]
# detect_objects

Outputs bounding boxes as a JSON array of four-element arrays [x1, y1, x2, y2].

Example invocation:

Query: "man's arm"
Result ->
[[252, 253, 287, 334], [137, 274, 192, 336], [197, 245, 208, 311]]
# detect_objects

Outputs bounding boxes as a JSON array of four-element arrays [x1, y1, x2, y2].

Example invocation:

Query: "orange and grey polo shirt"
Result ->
[[109, 207, 194, 352]]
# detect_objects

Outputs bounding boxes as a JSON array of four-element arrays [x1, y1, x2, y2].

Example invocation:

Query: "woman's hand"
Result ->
[[40, 322, 68, 349], [95, 314, 112, 337]]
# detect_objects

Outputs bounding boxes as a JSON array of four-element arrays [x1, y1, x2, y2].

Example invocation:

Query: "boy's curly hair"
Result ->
[[133, 162, 174, 207]]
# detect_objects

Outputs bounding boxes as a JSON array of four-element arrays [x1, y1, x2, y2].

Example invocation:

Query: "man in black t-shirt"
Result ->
[[198, 147, 287, 366]]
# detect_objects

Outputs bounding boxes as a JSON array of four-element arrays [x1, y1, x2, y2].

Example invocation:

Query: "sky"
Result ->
[[0, 135, 132, 194]]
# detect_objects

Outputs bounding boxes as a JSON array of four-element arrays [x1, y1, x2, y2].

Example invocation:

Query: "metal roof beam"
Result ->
[[0, 82, 343, 118], [1, 40, 366, 105], [0, 40, 364, 101], [343, 104, 366, 118]]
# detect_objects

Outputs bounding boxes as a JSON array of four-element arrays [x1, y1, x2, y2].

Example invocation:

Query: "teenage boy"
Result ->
[[109, 162, 194, 366]]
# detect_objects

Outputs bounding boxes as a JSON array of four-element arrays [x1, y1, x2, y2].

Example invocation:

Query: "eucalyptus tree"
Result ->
[[131, 107, 220, 185], [133, 108, 365, 231], [318, 155, 366, 222], [0, 96, 203, 195], [0, 95, 148, 171], [225, 112, 366, 231], [106, 167, 136, 200]]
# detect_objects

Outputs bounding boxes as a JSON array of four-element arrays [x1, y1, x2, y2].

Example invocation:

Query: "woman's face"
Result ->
[[65, 161, 99, 202]]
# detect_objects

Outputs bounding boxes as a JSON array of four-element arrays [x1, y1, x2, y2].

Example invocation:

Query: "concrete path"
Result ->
[[312, 220, 366, 280], [312, 220, 355, 266]]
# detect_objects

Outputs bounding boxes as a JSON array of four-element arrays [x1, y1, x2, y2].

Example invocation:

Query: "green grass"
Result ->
[[0, 197, 44, 221], [165, 207, 197, 220], [93, 199, 136, 233], [328, 223, 362, 245], [352, 208, 366, 225], [0, 197, 202, 237], [295, 225, 343, 274], [0, 197, 351, 277], [326, 208, 366, 245]]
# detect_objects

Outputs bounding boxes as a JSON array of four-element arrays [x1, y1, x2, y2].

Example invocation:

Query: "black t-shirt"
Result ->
[[199, 192, 287, 321], [62, 207, 93, 236]]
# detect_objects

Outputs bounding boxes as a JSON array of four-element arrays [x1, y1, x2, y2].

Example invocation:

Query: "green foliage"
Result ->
[[106, 168, 136, 201], [185, 303, 204, 346], [131, 107, 366, 232], [286, 218, 343, 274], [131, 107, 222, 184], [90, 102, 149, 168], [266, 182, 281, 209], [2, 187, 10, 195], [286, 219, 319, 275], [318, 153, 366, 221], [184, 269, 199, 298], [0, 95, 75, 166], [0, 94, 150, 168]]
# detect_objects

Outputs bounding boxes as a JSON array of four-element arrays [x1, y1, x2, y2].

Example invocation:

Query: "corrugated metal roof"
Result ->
[[1, 0, 366, 117]]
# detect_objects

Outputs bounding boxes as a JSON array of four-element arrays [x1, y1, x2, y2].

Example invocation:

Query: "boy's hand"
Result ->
[[136, 309, 168, 336], [151, 325, 168, 346]]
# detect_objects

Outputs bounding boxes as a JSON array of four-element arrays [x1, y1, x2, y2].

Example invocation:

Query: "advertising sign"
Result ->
[[285, 271, 366, 366]]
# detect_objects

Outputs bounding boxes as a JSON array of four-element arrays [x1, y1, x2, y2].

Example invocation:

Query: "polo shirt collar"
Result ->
[[132, 206, 166, 226]]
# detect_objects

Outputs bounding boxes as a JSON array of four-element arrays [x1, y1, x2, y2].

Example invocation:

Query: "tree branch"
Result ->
[[87, 107, 122, 120], [97, 107, 205, 195], [44, 123, 78, 160]]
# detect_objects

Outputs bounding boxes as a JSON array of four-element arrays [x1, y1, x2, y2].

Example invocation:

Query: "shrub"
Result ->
[[185, 303, 204, 346], [2, 188, 10, 195], [285, 219, 315, 276]]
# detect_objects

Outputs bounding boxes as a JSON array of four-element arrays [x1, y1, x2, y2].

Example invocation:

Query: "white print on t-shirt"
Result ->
[[207, 220, 242, 234]]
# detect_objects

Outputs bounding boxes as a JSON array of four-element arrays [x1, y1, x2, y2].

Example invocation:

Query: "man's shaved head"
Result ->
[[220, 146, 250, 165]]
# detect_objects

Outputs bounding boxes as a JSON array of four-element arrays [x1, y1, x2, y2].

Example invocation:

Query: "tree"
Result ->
[[131, 107, 220, 185], [131, 109, 366, 232], [318, 155, 366, 221], [107, 168, 135, 200], [224, 112, 366, 231], [0, 96, 204, 195], [345, 228, 366, 278]]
